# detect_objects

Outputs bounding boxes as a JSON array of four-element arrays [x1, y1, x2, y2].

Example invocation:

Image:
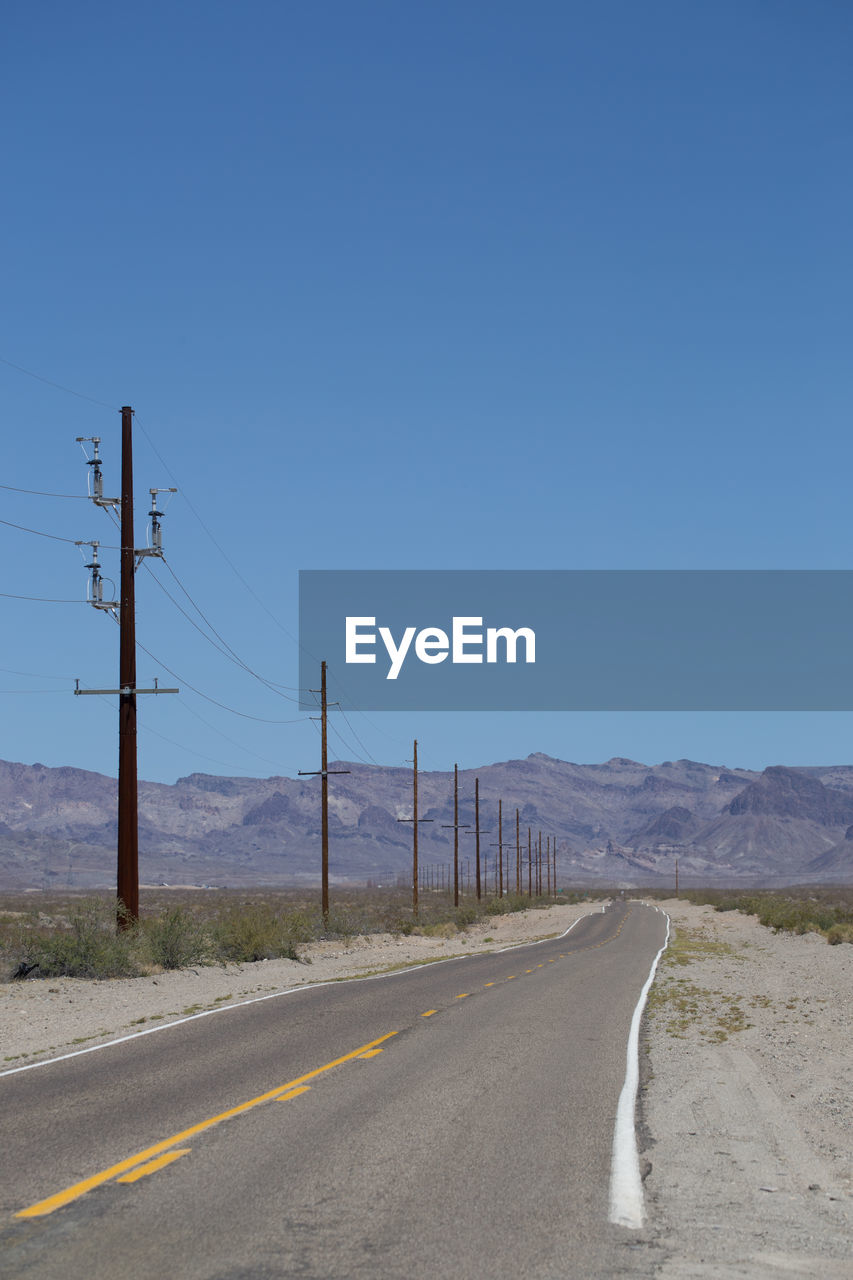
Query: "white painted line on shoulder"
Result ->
[[608, 908, 671, 1230]]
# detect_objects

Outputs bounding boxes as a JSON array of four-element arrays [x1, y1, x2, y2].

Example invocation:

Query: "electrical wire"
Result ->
[[134, 416, 321, 668], [135, 717, 272, 775], [0, 592, 85, 603], [0, 483, 88, 499], [337, 704, 380, 765], [0, 665, 75, 680], [174, 695, 290, 770], [148, 559, 303, 702], [161, 557, 303, 695], [133, 634, 308, 725], [0, 355, 118, 411]]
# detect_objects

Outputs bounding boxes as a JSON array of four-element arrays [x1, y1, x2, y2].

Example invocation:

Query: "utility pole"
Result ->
[[490, 801, 515, 899], [299, 661, 350, 923], [117, 406, 137, 924], [546, 835, 551, 896], [528, 826, 532, 896], [537, 830, 543, 896], [675, 857, 679, 898], [552, 835, 557, 896], [397, 739, 433, 918], [516, 808, 521, 894], [441, 763, 469, 907], [74, 411, 178, 929], [475, 778, 481, 900], [498, 800, 503, 898], [463, 778, 490, 902]]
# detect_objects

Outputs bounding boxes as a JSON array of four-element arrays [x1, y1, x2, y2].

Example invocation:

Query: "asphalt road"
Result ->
[[0, 900, 667, 1279]]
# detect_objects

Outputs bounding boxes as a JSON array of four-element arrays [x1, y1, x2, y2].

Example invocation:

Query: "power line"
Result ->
[[135, 716, 278, 775], [0, 592, 85, 603], [135, 415, 310, 658], [0, 516, 113, 546], [133, 634, 308, 725], [336, 704, 380, 765], [0, 665, 75, 680], [0, 355, 118, 411], [0, 483, 88, 499], [156, 558, 303, 701], [174, 695, 290, 770]]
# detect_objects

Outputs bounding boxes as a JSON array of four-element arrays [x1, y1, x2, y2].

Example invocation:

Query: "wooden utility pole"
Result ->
[[552, 835, 557, 896], [465, 778, 490, 902], [454, 763, 459, 905], [74, 410, 178, 931], [546, 835, 551, 896], [675, 857, 679, 898], [528, 826, 532, 896], [475, 778, 481, 900], [397, 739, 433, 918], [537, 830, 543, 896], [498, 800, 503, 898], [441, 764, 469, 906], [412, 740, 419, 915], [117, 406, 138, 927], [516, 808, 521, 894], [299, 661, 349, 924], [320, 661, 329, 919]]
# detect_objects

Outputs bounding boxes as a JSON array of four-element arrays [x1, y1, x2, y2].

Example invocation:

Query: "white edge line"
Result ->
[[608, 904, 671, 1229], [495, 906, 599, 952], [0, 908, 602, 1080]]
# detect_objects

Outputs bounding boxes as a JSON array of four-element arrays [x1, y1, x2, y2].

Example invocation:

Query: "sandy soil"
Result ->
[[1, 898, 851, 1277], [638, 899, 852, 1279]]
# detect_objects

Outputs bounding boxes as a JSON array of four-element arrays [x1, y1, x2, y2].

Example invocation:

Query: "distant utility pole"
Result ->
[[397, 739, 433, 918], [552, 835, 557, 896], [546, 835, 551, 896], [464, 778, 490, 902], [441, 763, 470, 907], [74, 408, 177, 928], [528, 827, 532, 896], [515, 808, 521, 894], [537, 830, 543, 896], [490, 800, 515, 899], [299, 660, 350, 923], [497, 799, 503, 898], [675, 857, 679, 898]]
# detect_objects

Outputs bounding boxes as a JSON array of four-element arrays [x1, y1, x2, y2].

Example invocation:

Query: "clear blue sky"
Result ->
[[2, 0, 852, 784]]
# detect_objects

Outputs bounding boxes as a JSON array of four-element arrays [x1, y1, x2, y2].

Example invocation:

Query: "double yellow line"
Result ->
[[17, 1031, 397, 1220]]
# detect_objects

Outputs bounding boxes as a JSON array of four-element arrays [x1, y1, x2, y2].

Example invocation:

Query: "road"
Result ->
[[0, 900, 667, 1279]]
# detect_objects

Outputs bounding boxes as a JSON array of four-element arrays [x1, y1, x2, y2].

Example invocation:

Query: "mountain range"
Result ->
[[1, 754, 852, 891]]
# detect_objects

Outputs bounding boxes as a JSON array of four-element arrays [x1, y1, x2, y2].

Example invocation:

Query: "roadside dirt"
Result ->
[[638, 899, 852, 1279]]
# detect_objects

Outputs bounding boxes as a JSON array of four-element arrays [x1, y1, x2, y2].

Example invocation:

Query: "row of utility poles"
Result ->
[[298, 682, 562, 924], [74, 409, 562, 931], [394, 738, 560, 919]]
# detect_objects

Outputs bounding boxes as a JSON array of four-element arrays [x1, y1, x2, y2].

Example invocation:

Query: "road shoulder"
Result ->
[[639, 899, 852, 1278]]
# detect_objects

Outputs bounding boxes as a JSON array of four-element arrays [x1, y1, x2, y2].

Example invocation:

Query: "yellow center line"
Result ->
[[483, 982, 495, 987], [16, 1030, 398, 1219], [456, 993, 470, 999], [116, 1150, 190, 1184], [421, 1009, 437, 1017], [276, 1085, 311, 1101], [357, 1049, 384, 1058]]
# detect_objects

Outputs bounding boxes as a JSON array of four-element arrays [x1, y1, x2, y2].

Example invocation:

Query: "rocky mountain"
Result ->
[[0, 755, 851, 890]]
